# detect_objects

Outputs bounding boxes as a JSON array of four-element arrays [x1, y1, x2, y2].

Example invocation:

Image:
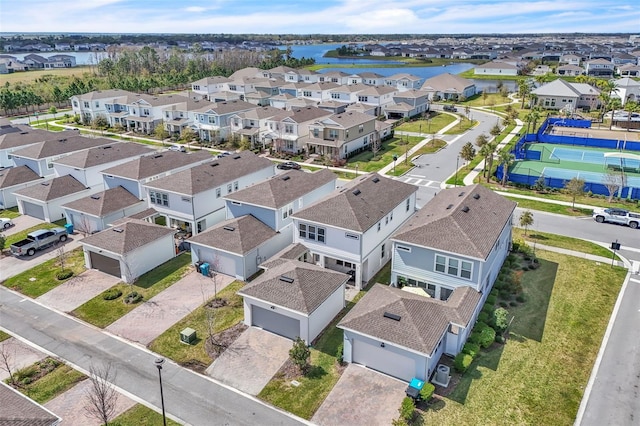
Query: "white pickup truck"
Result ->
[[10, 227, 68, 256], [592, 208, 640, 229]]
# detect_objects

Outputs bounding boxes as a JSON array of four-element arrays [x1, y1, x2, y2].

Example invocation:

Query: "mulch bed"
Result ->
[[204, 322, 248, 361]]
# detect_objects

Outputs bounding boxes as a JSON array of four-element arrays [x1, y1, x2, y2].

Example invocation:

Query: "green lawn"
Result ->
[[458, 92, 513, 108], [9, 360, 86, 404], [395, 114, 456, 134], [0, 330, 11, 342], [71, 254, 192, 328], [0, 207, 21, 219], [444, 118, 477, 135], [110, 404, 181, 426], [148, 280, 244, 368], [4, 219, 67, 247], [506, 196, 593, 217], [346, 136, 422, 173], [496, 186, 640, 211], [512, 227, 619, 260], [2, 248, 86, 298], [420, 251, 626, 425]]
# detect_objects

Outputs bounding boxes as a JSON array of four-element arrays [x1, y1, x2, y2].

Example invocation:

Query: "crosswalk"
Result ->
[[396, 176, 441, 189]]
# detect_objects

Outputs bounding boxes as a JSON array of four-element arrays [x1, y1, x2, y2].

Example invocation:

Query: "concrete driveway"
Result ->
[[207, 327, 291, 395], [44, 378, 137, 426], [0, 337, 47, 381], [1, 215, 43, 236], [106, 270, 234, 345], [36, 269, 121, 312], [0, 236, 82, 282], [312, 364, 407, 426]]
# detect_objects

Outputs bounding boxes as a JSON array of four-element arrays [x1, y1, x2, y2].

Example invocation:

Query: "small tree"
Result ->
[[564, 177, 586, 210], [603, 171, 623, 202], [0, 233, 6, 255], [289, 337, 310, 375], [459, 142, 476, 164], [84, 362, 119, 426], [475, 133, 488, 148], [498, 151, 515, 187], [519, 210, 534, 236], [533, 176, 546, 192], [399, 397, 416, 422], [154, 123, 169, 146], [0, 339, 16, 385], [48, 106, 58, 120], [489, 123, 502, 139], [370, 132, 382, 158]]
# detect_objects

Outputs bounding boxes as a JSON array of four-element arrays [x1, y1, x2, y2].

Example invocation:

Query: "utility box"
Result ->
[[180, 327, 196, 344], [64, 223, 74, 234], [200, 262, 210, 277]]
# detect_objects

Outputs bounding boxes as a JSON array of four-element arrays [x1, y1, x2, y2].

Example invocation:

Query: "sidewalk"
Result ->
[[494, 190, 599, 211], [527, 242, 628, 268]]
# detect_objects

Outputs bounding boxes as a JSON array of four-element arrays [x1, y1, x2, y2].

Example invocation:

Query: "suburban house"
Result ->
[[474, 61, 518, 76], [100, 150, 211, 199], [559, 54, 581, 66], [338, 184, 516, 382], [0, 127, 75, 168], [193, 99, 257, 144], [384, 73, 424, 91], [617, 64, 640, 78], [613, 77, 640, 105], [224, 168, 337, 238], [228, 106, 284, 149], [142, 151, 275, 235], [188, 214, 290, 280], [62, 186, 146, 234], [296, 82, 342, 102], [191, 76, 233, 100], [162, 97, 214, 136], [10, 135, 115, 177], [357, 72, 386, 86], [80, 219, 176, 282], [265, 107, 332, 154], [383, 90, 430, 120], [70, 89, 135, 125], [557, 65, 584, 77], [0, 165, 42, 209], [531, 79, 601, 111], [319, 71, 351, 85], [291, 173, 417, 289], [421, 73, 476, 100], [52, 142, 156, 188], [13, 175, 92, 222], [238, 258, 349, 343], [305, 111, 378, 159], [584, 58, 615, 77], [349, 85, 398, 116]]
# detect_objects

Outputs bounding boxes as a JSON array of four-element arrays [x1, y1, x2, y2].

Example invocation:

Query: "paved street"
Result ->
[[0, 287, 305, 426]]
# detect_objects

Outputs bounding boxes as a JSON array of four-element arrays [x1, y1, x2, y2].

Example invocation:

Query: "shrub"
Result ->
[[495, 335, 506, 344], [124, 291, 143, 304], [481, 303, 494, 316], [454, 352, 473, 373], [492, 307, 509, 333], [56, 270, 74, 280], [399, 397, 415, 421], [478, 325, 496, 348], [490, 288, 499, 298], [516, 295, 526, 303], [486, 295, 497, 306], [289, 337, 310, 374], [336, 343, 344, 365], [499, 290, 511, 300], [467, 332, 481, 345], [420, 383, 436, 401], [478, 312, 489, 324], [102, 289, 123, 301], [463, 342, 480, 357]]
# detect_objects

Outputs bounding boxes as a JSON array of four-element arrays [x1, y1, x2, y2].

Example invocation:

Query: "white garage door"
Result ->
[[252, 305, 300, 340], [23, 201, 45, 221], [352, 339, 417, 382]]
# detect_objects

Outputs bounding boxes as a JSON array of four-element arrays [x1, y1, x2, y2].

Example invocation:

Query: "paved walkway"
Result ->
[[526, 242, 627, 268], [106, 270, 234, 346], [496, 190, 599, 211], [36, 269, 120, 313]]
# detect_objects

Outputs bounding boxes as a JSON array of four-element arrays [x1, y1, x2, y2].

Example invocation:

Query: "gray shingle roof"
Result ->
[[193, 99, 256, 115], [392, 184, 516, 260], [100, 150, 211, 180], [274, 106, 332, 123], [224, 169, 336, 209], [13, 175, 88, 201], [338, 284, 480, 355], [10, 135, 114, 160], [292, 173, 417, 232], [0, 165, 41, 189], [0, 381, 60, 426], [144, 151, 273, 195], [321, 111, 374, 128], [188, 214, 277, 255], [52, 142, 156, 168], [421, 73, 475, 93], [0, 127, 74, 150], [62, 186, 142, 217], [238, 259, 348, 315], [81, 219, 175, 255]]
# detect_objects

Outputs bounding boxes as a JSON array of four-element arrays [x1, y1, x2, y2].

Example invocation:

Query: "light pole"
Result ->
[[455, 155, 459, 187], [154, 357, 167, 426]]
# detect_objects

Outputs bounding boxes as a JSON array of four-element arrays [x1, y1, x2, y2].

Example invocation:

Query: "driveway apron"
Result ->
[[106, 271, 234, 345], [0, 337, 47, 381], [36, 269, 120, 312], [1, 215, 43, 237]]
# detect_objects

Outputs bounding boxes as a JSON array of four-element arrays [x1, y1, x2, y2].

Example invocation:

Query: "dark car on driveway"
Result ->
[[277, 161, 301, 170], [443, 105, 458, 112]]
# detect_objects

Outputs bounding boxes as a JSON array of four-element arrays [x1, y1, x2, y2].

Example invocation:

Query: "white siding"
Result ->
[[123, 234, 175, 283], [308, 284, 345, 342]]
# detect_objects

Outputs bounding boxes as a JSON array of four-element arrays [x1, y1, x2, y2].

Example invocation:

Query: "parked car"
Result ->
[[168, 145, 187, 152], [277, 161, 302, 170], [10, 227, 68, 256], [216, 151, 233, 159], [592, 207, 640, 229], [443, 105, 458, 112], [0, 218, 14, 229]]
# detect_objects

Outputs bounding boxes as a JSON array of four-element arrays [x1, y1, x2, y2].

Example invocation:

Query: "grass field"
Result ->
[[420, 250, 626, 425], [1, 66, 95, 85], [110, 404, 181, 426], [512, 227, 619, 260]]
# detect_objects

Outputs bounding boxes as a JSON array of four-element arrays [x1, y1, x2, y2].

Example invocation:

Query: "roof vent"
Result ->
[[352, 189, 361, 196], [90, 194, 101, 200], [473, 193, 480, 200], [223, 226, 235, 231], [446, 203, 453, 209], [102, 146, 112, 149], [279, 275, 294, 283], [59, 138, 67, 142], [210, 162, 219, 167], [20, 131, 29, 135], [458, 191, 465, 197], [153, 154, 163, 159], [233, 155, 241, 159], [113, 228, 124, 233], [41, 182, 50, 186], [372, 177, 380, 183], [383, 312, 401, 321], [281, 175, 291, 181], [462, 206, 470, 213]]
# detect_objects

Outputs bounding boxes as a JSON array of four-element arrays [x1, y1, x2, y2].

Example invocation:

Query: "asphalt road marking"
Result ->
[[396, 177, 440, 188]]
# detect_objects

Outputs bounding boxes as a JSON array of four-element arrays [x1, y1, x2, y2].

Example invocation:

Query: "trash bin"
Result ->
[[64, 223, 74, 234], [200, 262, 210, 277]]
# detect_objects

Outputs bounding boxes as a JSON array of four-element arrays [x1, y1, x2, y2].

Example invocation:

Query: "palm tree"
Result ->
[[623, 100, 639, 130], [479, 142, 497, 182], [498, 151, 515, 187], [608, 97, 622, 130], [525, 108, 541, 134], [517, 79, 531, 109]]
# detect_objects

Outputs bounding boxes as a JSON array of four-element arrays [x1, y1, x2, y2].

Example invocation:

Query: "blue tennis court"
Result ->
[[542, 167, 640, 187], [551, 147, 640, 168]]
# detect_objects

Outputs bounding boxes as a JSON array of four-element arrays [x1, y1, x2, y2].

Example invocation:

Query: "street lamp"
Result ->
[[455, 155, 460, 187], [154, 357, 167, 426]]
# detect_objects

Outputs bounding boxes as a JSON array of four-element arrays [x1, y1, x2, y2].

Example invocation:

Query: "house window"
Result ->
[[441, 287, 453, 301], [234, 181, 239, 191], [299, 223, 326, 243], [397, 245, 411, 252], [359, 124, 364, 133], [435, 254, 473, 280], [435, 255, 446, 273], [406, 198, 410, 211], [83, 101, 89, 108], [331, 93, 340, 99], [227, 183, 232, 193], [385, 216, 388, 225], [303, 91, 312, 97], [448, 259, 459, 275], [283, 203, 294, 219], [345, 233, 359, 240], [208, 116, 216, 124], [285, 124, 294, 134], [216, 188, 221, 198], [229, 85, 237, 91], [358, 96, 368, 102], [95, 101, 99, 108], [381, 243, 385, 258], [149, 191, 169, 207], [377, 222, 381, 232], [390, 211, 393, 221]]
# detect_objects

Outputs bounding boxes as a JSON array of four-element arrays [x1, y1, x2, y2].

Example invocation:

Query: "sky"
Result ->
[[0, 0, 639, 35]]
